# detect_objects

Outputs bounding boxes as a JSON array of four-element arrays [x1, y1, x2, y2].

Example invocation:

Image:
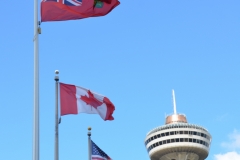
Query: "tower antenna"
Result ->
[[172, 89, 177, 114]]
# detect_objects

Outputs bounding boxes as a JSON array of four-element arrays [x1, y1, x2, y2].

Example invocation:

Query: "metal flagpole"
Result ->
[[33, 0, 40, 158], [88, 127, 92, 160], [55, 70, 59, 160]]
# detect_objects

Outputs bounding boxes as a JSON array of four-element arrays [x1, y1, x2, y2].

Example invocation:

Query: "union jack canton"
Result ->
[[42, 0, 82, 6]]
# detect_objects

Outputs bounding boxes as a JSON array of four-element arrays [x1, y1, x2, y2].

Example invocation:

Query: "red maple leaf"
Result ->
[[80, 90, 103, 109]]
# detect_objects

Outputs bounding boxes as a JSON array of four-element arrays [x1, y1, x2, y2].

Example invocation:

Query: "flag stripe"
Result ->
[[92, 157, 105, 160], [60, 83, 78, 115]]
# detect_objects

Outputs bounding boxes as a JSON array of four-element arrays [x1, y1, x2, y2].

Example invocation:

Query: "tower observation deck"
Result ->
[[144, 90, 212, 160]]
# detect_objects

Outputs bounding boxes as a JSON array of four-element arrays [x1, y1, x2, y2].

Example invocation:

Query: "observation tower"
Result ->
[[144, 90, 212, 160]]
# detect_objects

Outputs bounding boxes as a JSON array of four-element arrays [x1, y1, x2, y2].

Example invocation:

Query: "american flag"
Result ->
[[42, 0, 82, 6], [92, 140, 112, 160]]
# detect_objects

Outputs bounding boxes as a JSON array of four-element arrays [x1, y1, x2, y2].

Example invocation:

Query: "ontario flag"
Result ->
[[41, 0, 120, 22], [60, 83, 115, 120]]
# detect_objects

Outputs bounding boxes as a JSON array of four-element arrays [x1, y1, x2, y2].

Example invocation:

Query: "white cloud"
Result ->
[[221, 129, 240, 150], [214, 151, 240, 160], [214, 130, 240, 160]]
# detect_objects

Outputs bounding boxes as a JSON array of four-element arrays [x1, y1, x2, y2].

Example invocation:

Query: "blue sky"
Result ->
[[1, 0, 240, 160]]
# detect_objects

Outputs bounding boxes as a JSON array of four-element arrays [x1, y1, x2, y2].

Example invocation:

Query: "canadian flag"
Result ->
[[60, 83, 115, 120]]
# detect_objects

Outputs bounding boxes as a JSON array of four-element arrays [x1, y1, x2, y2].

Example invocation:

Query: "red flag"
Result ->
[[41, 0, 120, 22], [60, 83, 115, 121]]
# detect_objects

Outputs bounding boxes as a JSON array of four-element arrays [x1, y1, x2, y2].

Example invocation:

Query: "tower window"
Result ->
[[170, 131, 174, 135], [171, 139, 175, 143], [193, 139, 196, 143], [157, 134, 161, 138], [180, 138, 183, 142], [161, 133, 165, 137], [184, 131, 188, 134], [167, 139, 170, 143], [176, 138, 179, 142], [207, 135, 210, 140], [180, 131, 183, 134], [166, 132, 169, 136], [163, 140, 166, 144], [189, 138, 192, 142]]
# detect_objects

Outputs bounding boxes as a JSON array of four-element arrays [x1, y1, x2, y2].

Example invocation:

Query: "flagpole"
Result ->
[[88, 127, 92, 160], [55, 70, 59, 160], [33, 0, 40, 158]]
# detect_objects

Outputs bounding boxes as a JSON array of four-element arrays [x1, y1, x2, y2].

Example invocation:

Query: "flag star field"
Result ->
[[0, 1, 240, 160], [92, 141, 111, 160]]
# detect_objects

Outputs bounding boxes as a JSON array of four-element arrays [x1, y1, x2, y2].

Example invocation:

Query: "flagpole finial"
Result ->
[[55, 70, 59, 81], [88, 127, 91, 137]]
